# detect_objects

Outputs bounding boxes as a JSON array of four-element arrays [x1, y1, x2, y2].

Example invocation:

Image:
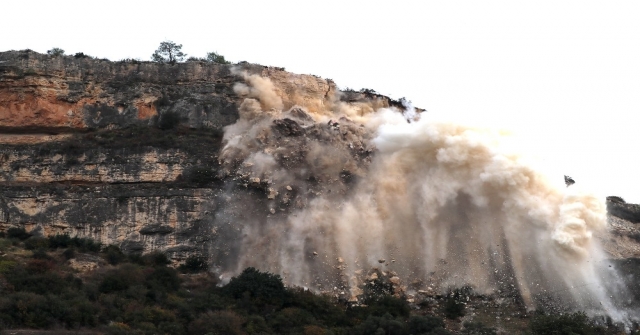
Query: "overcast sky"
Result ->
[[2, 1, 639, 202]]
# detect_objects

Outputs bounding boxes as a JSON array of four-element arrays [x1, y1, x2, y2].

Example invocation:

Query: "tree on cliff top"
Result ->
[[206, 51, 230, 64], [47, 48, 65, 57], [151, 40, 186, 64]]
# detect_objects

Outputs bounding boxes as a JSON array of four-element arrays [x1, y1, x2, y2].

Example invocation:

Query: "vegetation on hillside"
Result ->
[[0, 228, 453, 334], [0, 228, 634, 334]]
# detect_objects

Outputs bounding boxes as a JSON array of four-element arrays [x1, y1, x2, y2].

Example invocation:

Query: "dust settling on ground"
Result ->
[[210, 69, 637, 324]]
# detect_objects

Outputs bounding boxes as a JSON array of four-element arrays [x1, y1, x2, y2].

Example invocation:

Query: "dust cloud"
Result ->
[[210, 71, 636, 322]]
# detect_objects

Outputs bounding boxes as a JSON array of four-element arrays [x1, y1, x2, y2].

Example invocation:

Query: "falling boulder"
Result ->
[[564, 175, 575, 187], [273, 118, 304, 136], [288, 107, 314, 122]]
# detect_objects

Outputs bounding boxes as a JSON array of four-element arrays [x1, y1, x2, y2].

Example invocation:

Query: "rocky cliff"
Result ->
[[0, 50, 408, 262], [1, 49, 639, 268]]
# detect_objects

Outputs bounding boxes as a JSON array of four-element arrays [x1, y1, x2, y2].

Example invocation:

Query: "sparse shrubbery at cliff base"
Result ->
[[0, 230, 633, 334], [0, 231, 453, 334]]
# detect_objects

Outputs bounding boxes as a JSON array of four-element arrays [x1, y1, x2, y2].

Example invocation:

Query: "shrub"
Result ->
[[0, 292, 52, 328], [206, 51, 230, 64], [178, 256, 208, 273], [352, 313, 407, 335], [408, 315, 447, 334], [24, 237, 49, 250], [224, 267, 288, 309], [74, 52, 89, 58], [443, 289, 467, 319], [188, 310, 245, 335], [0, 238, 10, 251], [245, 315, 271, 334], [47, 47, 65, 56], [145, 267, 181, 292], [103, 245, 126, 265], [62, 248, 76, 260], [362, 272, 394, 303], [366, 295, 410, 318], [0, 259, 17, 274], [289, 287, 349, 327], [7, 227, 31, 240], [269, 307, 316, 332], [462, 321, 496, 335], [47, 234, 72, 248], [47, 235, 102, 253], [143, 252, 171, 266], [30, 249, 51, 260], [529, 312, 607, 335], [99, 266, 143, 293]]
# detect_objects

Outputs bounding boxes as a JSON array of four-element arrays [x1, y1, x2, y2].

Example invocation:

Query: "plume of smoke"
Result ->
[[211, 73, 637, 324]]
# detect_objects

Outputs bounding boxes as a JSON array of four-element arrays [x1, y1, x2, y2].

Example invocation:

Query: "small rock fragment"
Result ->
[[267, 187, 278, 199]]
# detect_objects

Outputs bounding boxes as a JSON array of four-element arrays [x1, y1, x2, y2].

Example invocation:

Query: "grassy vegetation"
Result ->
[[0, 229, 635, 334], [21, 126, 224, 164], [0, 229, 454, 334]]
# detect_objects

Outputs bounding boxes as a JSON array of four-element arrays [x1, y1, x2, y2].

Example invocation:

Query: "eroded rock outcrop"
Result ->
[[0, 50, 405, 263]]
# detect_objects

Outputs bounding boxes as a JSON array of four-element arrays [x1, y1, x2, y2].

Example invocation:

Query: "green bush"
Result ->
[[366, 296, 411, 318], [0, 238, 11, 251], [188, 310, 245, 335], [206, 51, 231, 64], [99, 274, 131, 293], [62, 247, 76, 260], [362, 272, 394, 303], [31, 248, 51, 260], [0, 259, 16, 274], [24, 237, 49, 250], [7, 227, 31, 240], [289, 287, 350, 327], [46, 235, 102, 252], [269, 307, 316, 333], [47, 47, 65, 56], [145, 266, 181, 292], [224, 267, 290, 314], [462, 321, 496, 335], [408, 315, 448, 334], [178, 256, 208, 273], [528, 312, 608, 335], [443, 289, 467, 319], [225, 267, 287, 300], [103, 245, 126, 265], [352, 313, 407, 335], [135, 251, 171, 266]]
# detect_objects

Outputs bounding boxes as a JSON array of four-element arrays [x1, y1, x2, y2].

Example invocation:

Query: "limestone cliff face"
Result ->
[[0, 49, 638, 268], [0, 50, 348, 132], [0, 50, 402, 261]]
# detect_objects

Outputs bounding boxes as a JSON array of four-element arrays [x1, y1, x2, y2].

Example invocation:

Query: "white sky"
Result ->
[[2, 1, 639, 202]]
